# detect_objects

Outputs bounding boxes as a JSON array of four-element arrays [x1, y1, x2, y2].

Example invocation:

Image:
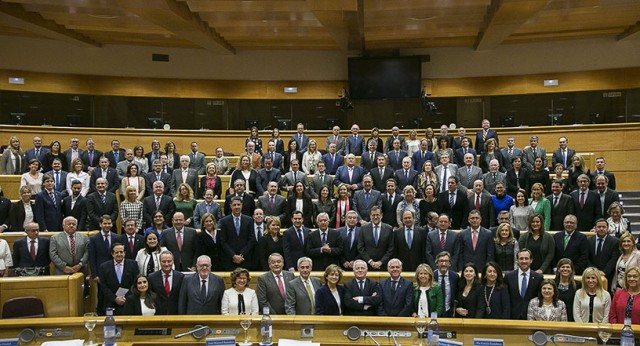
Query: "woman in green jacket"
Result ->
[[412, 263, 443, 317]]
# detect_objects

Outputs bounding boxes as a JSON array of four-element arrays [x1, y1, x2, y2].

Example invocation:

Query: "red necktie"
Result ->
[[30, 240, 36, 261], [580, 192, 585, 208], [177, 230, 182, 251], [164, 274, 171, 297], [440, 232, 446, 250], [276, 274, 285, 299], [129, 236, 134, 253], [472, 231, 478, 250], [69, 234, 76, 262], [475, 195, 480, 210]]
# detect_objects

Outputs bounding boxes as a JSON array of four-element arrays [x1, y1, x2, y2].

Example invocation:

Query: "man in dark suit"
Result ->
[[412, 139, 436, 172], [256, 182, 287, 224], [46, 158, 68, 196], [103, 140, 126, 169], [357, 207, 394, 271], [257, 253, 295, 315], [80, 138, 103, 174], [591, 157, 616, 190], [547, 180, 575, 231], [90, 157, 120, 194], [384, 127, 406, 153], [433, 251, 459, 317], [284, 257, 322, 315], [588, 219, 620, 290], [305, 213, 343, 270], [499, 136, 523, 171], [321, 143, 344, 175], [381, 179, 403, 226], [345, 124, 366, 156], [219, 197, 256, 270], [120, 219, 144, 260], [475, 119, 499, 155], [339, 211, 361, 270], [88, 215, 119, 285], [62, 137, 83, 172], [291, 123, 310, 152], [24, 136, 49, 167], [594, 174, 619, 218], [224, 179, 255, 216], [171, 155, 199, 196], [393, 210, 426, 272], [282, 211, 310, 271], [370, 156, 394, 192], [309, 161, 333, 199], [551, 136, 576, 170], [378, 258, 413, 316], [426, 214, 460, 270], [62, 180, 88, 231], [454, 138, 477, 167], [12, 222, 51, 274], [468, 180, 495, 228], [457, 210, 495, 271], [353, 176, 382, 223], [343, 259, 382, 316], [394, 157, 419, 194], [553, 214, 589, 275], [148, 250, 184, 315], [262, 140, 283, 170], [178, 255, 225, 315], [159, 212, 197, 272], [34, 174, 63, 232], [452, 127, 473, 150], [144, 140, 164, 173], [387, 139, 408, 172], [334, 154, 365, 192], [489, 211, 521, 240], [145, 159, 171, 197], [97, 243, 139, 315], [256, 156, 281, 196], [504, 248, 543, 320], [570, 174, 601, 231], [86, 178, 119, 231], [438, 176, 470, 230], [360, 139, 384, 174], [142, 180, 175, 229]]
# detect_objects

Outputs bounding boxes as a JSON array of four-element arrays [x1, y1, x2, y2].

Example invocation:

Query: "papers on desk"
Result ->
[[116, 287, 129, 297], [41, 340, 84, 346], [278, 339, 320, 346]]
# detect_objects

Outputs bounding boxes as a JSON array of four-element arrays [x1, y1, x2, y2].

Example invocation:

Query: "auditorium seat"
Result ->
[[2, 296, 45, 319]]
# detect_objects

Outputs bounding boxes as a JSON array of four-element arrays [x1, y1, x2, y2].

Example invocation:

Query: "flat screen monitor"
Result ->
[[348, 56, 422, 99]]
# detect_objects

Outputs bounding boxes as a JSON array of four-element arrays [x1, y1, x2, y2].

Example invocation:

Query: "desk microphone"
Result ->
[[387, 330, 400, 346], [174, 325, 210, 340], [529, 330, 596, 346], [364, 330, 380, 346]]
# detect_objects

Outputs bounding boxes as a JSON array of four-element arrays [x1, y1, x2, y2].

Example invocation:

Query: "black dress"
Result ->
[[257, 236, 284, 270], [527, 169, 551, 195], [555, 279, 581, 322], [42, 152, 67, 173], [419, 199, 441, 226], [456, 282, 481, 318]]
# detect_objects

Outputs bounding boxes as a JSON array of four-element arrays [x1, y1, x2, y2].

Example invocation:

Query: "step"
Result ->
[[619, 191, 640, 198]]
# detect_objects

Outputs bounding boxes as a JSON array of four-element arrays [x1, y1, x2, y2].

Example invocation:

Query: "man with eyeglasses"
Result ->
[[553, 214, 588, 275], [12, 222, 50, 274], [178, 255, 225, 315]]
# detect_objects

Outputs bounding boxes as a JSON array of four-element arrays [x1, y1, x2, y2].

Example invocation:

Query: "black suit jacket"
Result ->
[[590, 170, 616, 190], [438, 190, 470, 230], [344, 277, 382, 316], [338, 226, 361, 266], [196, 230, 223, 271], [282, 226, 310, 270], [98, 259, 140, 315], [393, 226, 426, 272], [570, 189, 601, 231], [90, 167, 120, 194], [553, 231, 589, 275], [80, 149, 103, 170], [425, 229, 460, 271], [370, 166, 395, 192], [224, 193, 255, 217], [142, 194, 175, 229], [381, 193, 403, 226], [62, 195, 87, 231], [148, 270, 184, 315], [218, 214, 256, 270], [160, 227, 198, 272], [587, 235, 619, 289], [305, 228, 343, 271], [12, 237, 51, 274], [505, 168, 530, 198], [504, 269, 543, 320], [34, 190, 63, 232], [86, 192, 119, 231], [104, 149, 127, 169], [145, 171, 172, 197], [378, 277, 413, 317], [119, 233, 144, 260], [357, 222, 394, 269], [8, 200, 36, 232], [547, 193, 575, 231], [89, 231, 120, 278]]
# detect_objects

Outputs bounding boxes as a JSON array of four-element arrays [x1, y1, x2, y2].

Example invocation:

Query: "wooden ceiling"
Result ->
[[0, 0, 639, 54]]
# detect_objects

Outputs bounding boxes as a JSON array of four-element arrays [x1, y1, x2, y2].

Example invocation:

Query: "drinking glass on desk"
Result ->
[[83, 312, 98, 346], [239, 312, 252, 346], [598, 323, 612, 345], [414, 316, 428, 346]]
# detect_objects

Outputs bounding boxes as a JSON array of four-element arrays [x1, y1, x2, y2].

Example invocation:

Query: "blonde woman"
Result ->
[[611, 232, 640, 292], [412, 263, 443, 317], [607, 202, 630, 237], [301, 139, 322, 175], [1, 136, 25, 175], [405, 130, 420, 157], [121, 186, 144, 230], [173, 183, 197, 226], [573, 267, 611, 323]]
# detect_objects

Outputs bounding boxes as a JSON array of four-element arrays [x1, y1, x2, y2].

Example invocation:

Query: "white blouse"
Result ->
[[221, 287, 259, 315]]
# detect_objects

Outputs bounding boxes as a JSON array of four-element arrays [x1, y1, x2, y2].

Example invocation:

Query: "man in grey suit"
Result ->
[[353, 176, 382, 223], [49, 216, 89, 275], [178, 255, 225, 315], [63, 137, 83, 172], [309, 161, 333, 199], [171, 155, 199, 196], [456, 153, 483, 189], [116, 149, 136, 180], [456, 210, 494, 270], [188, 141, 206, 175], [257, 182, 287, 224], [468, 180, 495, 228], [193, 189, 223, 229], [160, 212, 197, 272], [257, 253, 295, 315], [256, 156, 281, 196], [547, 179, 575, 231], [285, 257, 322, 315], [357, 207, 394, 271], [435, 154, 458, 193], [482, 159, 507, 195], [325, 125, 346, 155], [279, 159, 309, 197], [360, 139, 383, 174], [499, 136, 523, 171], [522, 135, 547, 171], [425, 214, 460, 270]]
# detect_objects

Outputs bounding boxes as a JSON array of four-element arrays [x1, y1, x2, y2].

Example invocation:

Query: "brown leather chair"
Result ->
[[2, 297, 45, 319]]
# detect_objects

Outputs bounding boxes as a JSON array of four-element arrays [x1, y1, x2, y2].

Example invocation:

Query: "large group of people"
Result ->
[[0, 121, 637, 324]]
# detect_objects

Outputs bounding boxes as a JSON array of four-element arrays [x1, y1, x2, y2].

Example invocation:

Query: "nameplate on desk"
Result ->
[[205, 336, 236, 346], [438, 339, 463, 346], [0, 339, 18, 346], [473, 338, 504, 346]]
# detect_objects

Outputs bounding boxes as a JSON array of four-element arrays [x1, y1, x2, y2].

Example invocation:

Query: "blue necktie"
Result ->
[[373, 226, 379, 246], [297, 229, 304, 246], [235, 217, 240, 236], [406, 229, 412, 248], [116, 263, 122, 284]]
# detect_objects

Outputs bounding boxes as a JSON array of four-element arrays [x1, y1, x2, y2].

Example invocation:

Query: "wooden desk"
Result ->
[[0, 316, 605, 345], [0, 273, 84, 317]]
